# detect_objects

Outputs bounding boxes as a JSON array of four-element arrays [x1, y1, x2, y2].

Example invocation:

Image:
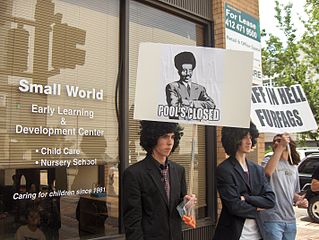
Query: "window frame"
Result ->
[[118, 0, 217, 233]]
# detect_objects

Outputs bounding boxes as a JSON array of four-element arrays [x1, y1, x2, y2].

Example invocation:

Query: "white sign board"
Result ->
[[134, 43, 254, 128], [225, 3, 262, 85], [251, 85, 318, 133]]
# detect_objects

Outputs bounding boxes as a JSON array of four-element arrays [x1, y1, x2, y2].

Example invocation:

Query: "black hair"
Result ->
[[174, 51, 196, 71], [221, 121, 259, 157], [25, 207, 40, 219], [139, 121, 183, 155]]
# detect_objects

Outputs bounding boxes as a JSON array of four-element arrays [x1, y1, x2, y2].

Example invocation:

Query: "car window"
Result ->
[[299, 158, 319, 174], [305, 151, 319, 156]]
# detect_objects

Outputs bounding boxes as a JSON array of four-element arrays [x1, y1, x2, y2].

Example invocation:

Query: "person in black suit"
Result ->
[[123, 121, 195, 240], [213, 122, 275, 240], [166, 51, 215, 109]]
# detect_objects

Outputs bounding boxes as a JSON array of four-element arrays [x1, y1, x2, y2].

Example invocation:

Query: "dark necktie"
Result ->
[[160, 165, 170, 200], [243, 171, 250, 187], [187, 84, 191, 96]]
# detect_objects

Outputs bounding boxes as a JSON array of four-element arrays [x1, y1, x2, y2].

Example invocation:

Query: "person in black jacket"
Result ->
[[123, 121, 195, 240], [213, 122, 275, 240]]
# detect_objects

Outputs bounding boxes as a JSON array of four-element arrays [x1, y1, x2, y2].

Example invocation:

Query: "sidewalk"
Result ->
[[295, 207, 319, 240]]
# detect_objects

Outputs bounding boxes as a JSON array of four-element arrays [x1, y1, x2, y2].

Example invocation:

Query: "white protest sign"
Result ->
[[250, 84, 318, 133], [134, 43, 254, 128]]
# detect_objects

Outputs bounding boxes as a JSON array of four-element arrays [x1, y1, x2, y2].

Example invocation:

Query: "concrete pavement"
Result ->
[[295, 206, 319, 240]]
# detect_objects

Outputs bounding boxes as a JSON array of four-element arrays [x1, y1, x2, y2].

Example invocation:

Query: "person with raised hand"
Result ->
[[261, 133, 308, 240]]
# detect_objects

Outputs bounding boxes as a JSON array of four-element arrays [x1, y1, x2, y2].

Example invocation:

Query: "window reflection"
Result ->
[[0, 0, 119, 238]]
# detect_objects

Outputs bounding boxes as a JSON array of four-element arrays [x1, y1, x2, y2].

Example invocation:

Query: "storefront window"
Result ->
[[0, 0, 119, 238], [128, 0, 207, 217]]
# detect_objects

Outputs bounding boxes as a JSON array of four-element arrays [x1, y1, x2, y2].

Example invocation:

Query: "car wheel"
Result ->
[[307, 195, 319, 223]]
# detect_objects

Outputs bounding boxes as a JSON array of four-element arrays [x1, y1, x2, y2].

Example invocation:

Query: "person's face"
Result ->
[[27, 212, 40, 226], [272, 135, 282, 151], [30, 184, 36, 192], [237, 133, 252, 154], [179, 63, 193, 83], [153, 133, 175, 158]]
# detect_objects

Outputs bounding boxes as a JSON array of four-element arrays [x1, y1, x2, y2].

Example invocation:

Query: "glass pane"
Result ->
[[40, 170, 48, 186], [302, 159, 319, 174], [129, 0, 207, 215], [0, 0, 119, 238]]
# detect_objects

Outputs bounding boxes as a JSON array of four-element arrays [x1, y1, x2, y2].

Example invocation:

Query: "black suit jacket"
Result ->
[[166, 81, 215, 109], [123, 155, 187, 240], [213, 157, 275, 240]]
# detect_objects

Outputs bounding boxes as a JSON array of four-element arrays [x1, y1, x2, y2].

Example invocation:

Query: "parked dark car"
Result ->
[[298, 154, 319, 190], [262, 147, 319, 167], [298, 154, 319, 223]]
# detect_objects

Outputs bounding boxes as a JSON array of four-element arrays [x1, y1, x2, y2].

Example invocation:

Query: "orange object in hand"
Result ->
[[182, 215, 196, 228]]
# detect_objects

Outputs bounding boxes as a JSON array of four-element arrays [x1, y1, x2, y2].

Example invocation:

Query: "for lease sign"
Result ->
[[225, 3, 262, 85]]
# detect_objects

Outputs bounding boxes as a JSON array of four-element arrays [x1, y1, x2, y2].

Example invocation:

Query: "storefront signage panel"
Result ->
[[0, 0, 120, 238], [15, 78, 105, 168]]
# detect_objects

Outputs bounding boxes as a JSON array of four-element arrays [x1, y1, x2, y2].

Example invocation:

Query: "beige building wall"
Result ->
[[212, 0, 263, 214]]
